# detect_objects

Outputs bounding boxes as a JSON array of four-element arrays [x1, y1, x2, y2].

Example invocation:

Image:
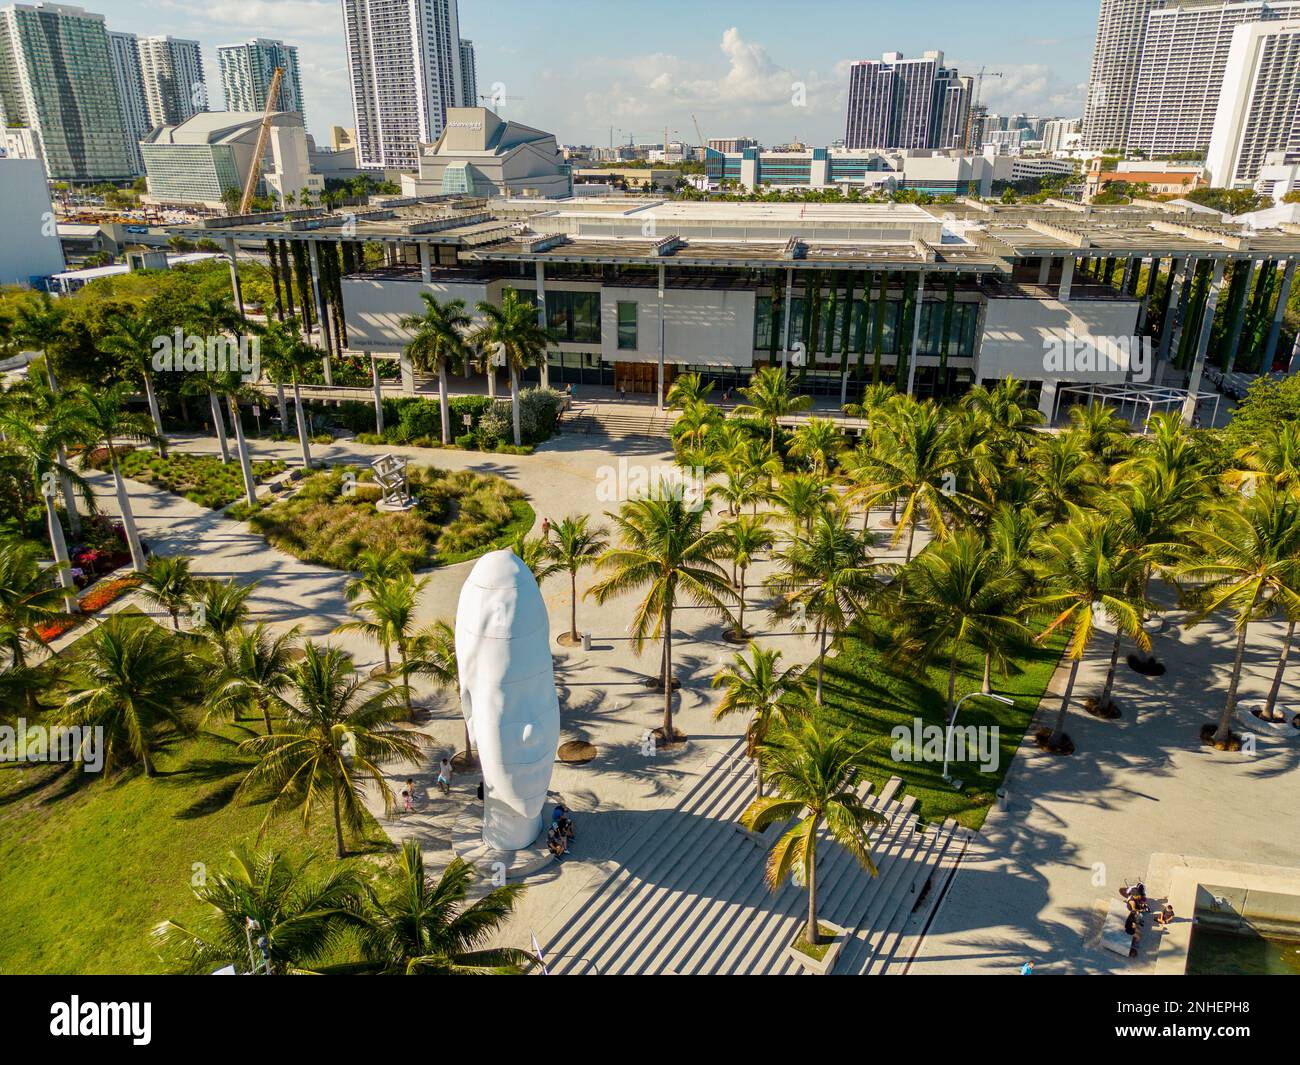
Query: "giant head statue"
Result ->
[[455, 550, 560, 851]]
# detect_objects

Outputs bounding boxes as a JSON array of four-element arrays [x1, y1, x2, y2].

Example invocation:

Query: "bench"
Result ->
[[1101, 899, 1142, 958]]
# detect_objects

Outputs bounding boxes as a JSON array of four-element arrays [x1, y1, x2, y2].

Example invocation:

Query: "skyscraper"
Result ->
[[844, 51, 966, 151], [341, 0, 464, 170], [137, 35, 206, 129], [108, 29, 148, 174], [1206, 19, 1300, 184], [0, 3, 137, 181], [1081, 0, 1159, 151], [218, 38, 305, 121], [459, 37, 477, 107]]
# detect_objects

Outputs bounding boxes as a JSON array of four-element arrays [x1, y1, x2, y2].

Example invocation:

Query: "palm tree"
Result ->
[[1030, 430, 1101, 524], [1228, 421, 1300, 499], [470, 289, 558, 447], [153, 846, 367, 974], [401, 294, 470, 446], [1263, 605, 1298, 720], [893, 530, 1030, 724], [12, 291, 65, 389], [185, 295, 242, 464], [723, 514, 774, 639], [733, 366, 812, 450], [407, 619, 472, 761], [787, 417, 843, 476], [1067, 401, 1133, 470], [207, 622, 301, 735], [589, 497, 734, 739], [335, 569, 428, 715], [767, 508, 880, 704], [236, 642, 428, 857], [60, 613, 197, 776], [771, 471, 836, 536], [511, 530, 561, 585], [210, 369, 260, 507], [0, 540, 70, 684], [77, 382, 160, 571], [740, 718, 885, 949], [712, 644, 808, 798], [192, 578, 257, 665], [259, 317, 317, 469], [17, 374, 95, 539], [101, 310, 168, 457], [1174, 487, 1300, 746], [1034, 512, 1151, 750], [340, 845, 533, 974], [960, 376, 1045, 464], [546, 515, 608, 644], [666, 371, 714, 410], [135, 553, 197, 631], [674, 400, 721, 452]]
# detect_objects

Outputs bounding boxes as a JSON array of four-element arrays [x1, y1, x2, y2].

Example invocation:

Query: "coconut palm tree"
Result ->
[[138, 554, 197, 631], [77, 382, 160, 571], [0, 540, 70, 683], [236, 642, 428, 857], [401, 293, 470, 446], [740, 717, 885, 949], [511, 530, 562, 585], [12, 291, 65, 388], [767, 507, 881, 704], [192, 578, 257, 666], [960, 376, 1045, 463], [787, 417, 844, 476], [206, 622, 302, 735], [185, 295, 242, 464], [337, 845, 533, 974], [712, 644, 808, 798], [674, 400, 721, 452], [1228, 421, 1300, 499], [470, 289, 558, 447], [209, 369, 261, 507], [723, 514, 775, 639], [101, 310, 168, 457], [546, 515, 608, 644], [666, 371, 714, 410], [1263, 605, 1298, 720], [1173, 486, 1300, 746], [1067, 401, 1134, 470], [1029, 430, 1101, 524], [771, 471, 836, 536], [588, 497, 734, 739], [1033, 512, 1151, 750], [335, 569, 428, 715], [259, 317, 317, 469], [19, 373, 96, 539], [733, 366, 812, 450], [60, 613, 197, 776], [152, 846, 367, 974], [893, 529, 1030, 725]]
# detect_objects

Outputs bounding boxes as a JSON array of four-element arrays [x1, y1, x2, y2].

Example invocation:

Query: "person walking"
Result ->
[[436, 757, 452, 796], [402, 778, 414, 815]]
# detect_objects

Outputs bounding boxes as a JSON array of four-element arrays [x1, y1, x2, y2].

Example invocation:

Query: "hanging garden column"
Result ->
[[905, 270, 926, 397], [1183, 259, 1227, 426], [535, 261, 550, 389], [308, 241, 333, 385]]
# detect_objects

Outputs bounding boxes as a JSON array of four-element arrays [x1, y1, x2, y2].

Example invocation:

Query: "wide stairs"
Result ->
[[539, 740, 973, 974], [561, 402, 674, 441]]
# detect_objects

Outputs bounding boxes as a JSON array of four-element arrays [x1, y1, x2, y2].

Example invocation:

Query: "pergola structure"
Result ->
[[1051, 381, 1222, 432]]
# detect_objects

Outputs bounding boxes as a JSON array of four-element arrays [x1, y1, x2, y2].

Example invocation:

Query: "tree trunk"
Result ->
[[905, 516, 918, 563], [569, 570, 579, 641], [141, 744, 156, 778], [510, 364, 522, 447], [56, 444, 81, 538], [737, 567, 747, 638], [398, 643, 413, 716], [292, 380, 312, 469], [208, 389, 231, 463], [45, 491, 79, 614], [275, 384, 288, 429], [1215, 624, 1251, 745], [227, 395, 258, 507], [439, 362, 451, 446], [815, 624, 829, 704], [1099, 631, 1123, 711], [981, 651, 992, 695], [260, 699, 273, 736], [332, 778, 346, 858], [662, 607, 675, 738], [1050, 657, 1081, 746], [946, 649, 958, 724], [143, 371, 167, 458], [805, 824, 820, 945], [109, 447, 146, 572], [1264, 620, 1295, 718]]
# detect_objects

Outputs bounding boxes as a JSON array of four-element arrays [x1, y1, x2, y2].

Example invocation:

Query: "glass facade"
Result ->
[[519, 289, 601, 344], [617, 301, 638, 350]]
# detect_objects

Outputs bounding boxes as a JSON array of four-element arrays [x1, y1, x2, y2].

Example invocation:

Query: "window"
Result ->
[[617, 301, 638, 350]]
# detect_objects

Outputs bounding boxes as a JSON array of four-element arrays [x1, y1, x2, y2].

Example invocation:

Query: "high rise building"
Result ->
[[0, 3, 137, 181], [1206, 19, 1300, 184], [341, 0, 464, 170], [1042, 117, 1082, 153], [217, 38, 305, 122], [459, 37, 477, 106], [1081, 0, 1159, 150], [137, 35, 206, 129], [108, 30, 148, 174], [844, 51, 966, 150]]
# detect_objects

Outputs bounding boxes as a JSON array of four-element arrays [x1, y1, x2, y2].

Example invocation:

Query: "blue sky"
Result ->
[[98, 0, 1099, 146]]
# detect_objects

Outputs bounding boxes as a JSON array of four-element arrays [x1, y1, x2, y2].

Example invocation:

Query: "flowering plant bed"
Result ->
[[34, 573, 143, 643]]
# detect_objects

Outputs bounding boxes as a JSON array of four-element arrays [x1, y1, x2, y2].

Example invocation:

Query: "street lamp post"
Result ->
[[942, 691, 1014, 786]]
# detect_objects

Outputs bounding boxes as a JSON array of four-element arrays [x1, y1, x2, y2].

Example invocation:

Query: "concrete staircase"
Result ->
[[539, 741, 972, 975], [562, 404, 674, 441]]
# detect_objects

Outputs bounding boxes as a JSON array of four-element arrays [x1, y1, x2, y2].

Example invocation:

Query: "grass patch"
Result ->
[[817, 611, 1066, 831], [0, 618, 390, 974], [118, 450, 286, 510], [234, 464, 534, 571], [793, 924, 838, 960]]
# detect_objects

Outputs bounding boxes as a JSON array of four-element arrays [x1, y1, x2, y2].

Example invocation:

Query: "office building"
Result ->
[[342, 0, 464, 170], [844, 51, 969, 151], [1206, 19, 1300, 185], [218, 38, 305, 122], [0, 3, 137, 181], [137, 35, 206, 128], [1042, 118, 1082, 153], [459, 38, 477, 106]]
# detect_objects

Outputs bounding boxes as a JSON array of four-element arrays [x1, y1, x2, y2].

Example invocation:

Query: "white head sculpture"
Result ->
[[455, 550, 560, 851]]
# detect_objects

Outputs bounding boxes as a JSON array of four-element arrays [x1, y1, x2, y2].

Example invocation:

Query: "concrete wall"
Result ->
[[976, 296, 1141, 382], [0, 159, 65, 285], [341, 276, 493, 351], [599, 285, 756, 367]]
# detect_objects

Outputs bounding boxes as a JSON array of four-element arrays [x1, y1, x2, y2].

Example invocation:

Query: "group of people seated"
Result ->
[[547, 803, 576, 858], [1120, 882, 1175, 935]]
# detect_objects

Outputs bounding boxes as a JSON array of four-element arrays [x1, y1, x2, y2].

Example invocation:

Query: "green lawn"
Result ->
[[817, 611, 1066, 830], [0, 624, 391, 974]]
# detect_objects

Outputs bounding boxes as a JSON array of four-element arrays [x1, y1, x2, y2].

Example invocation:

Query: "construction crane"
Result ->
[[238, 66, 283, 215], [478, 93, 525, 106], [692, 114, 707, 153], [964, 65, 1003, 150]]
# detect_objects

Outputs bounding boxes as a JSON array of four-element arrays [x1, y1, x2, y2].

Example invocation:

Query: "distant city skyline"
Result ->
[[86, 0, 1095, 147]]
